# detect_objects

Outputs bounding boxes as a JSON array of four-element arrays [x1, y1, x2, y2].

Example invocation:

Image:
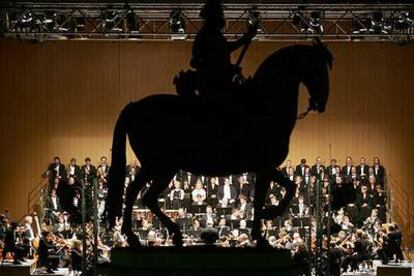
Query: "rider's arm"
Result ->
[[227, 24, 257, 53]]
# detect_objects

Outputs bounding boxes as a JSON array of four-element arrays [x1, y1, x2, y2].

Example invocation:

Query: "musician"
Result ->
[[357, 186, 373, 224], [0, 215, 6, 242], [2, 221, 26, 264], [238, 195, 253, 220], [356, 157, 369, 184], [97, 180, 108, 218], [97, 156, 110, 181], [340, 216, 355, 235], [237, 219, 250, 237], [66, 158, 81, 181], [47, 156, 67, 184], [263, 220, 277, 240], [38, 231, 60, 273], [342, 156, 354, 179], [53, 213, 71, 239], [201, 205, 216, 227], [218, 178, 237, 207], [191, 180, 207, 203], [126, 159, 140, 174], [326, 159, 338, 177], [80, 157, 96, 184], [363, 209, 381, 236], [342, 229, 370, 272], [384, 223, 404, 263], [235, 175, 251, 199], [372, 157, 385, 185], [267, 181, 280, 198], [311, 157, 325, 176], [373, 185, 387, 222], [188, 219, 204, 240], [45, 189, 62, 223], [169, 181, 185, 209], [70, 240, 83, 272], [281, 159, 293, 176], [217, 218, 231, 239], [206, 177, 219, 207], [23, 216, 35, 244], [295, 159, 309, 177]]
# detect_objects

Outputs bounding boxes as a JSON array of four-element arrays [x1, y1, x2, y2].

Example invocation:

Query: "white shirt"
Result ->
[[223, 184, 231, 200], [52, 197, 58, 210]]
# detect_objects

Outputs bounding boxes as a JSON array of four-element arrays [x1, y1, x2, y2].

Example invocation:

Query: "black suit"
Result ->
[[311, 164, 325, 176], [81, 164, 97, 183], [48, 163, 67, 182], [38, 238, 60, 270], [325, 165, 336, 176], [67, 164, 81, 180], [372, 165, 385, 185], [295, 165, 309, 177], [355, 164, 369, 178]]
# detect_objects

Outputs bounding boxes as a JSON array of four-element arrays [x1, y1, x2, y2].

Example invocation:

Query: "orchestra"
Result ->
[[0, 155, 405, 274]]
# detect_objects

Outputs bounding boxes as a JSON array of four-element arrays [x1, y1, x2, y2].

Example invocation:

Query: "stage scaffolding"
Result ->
[[0, 1, 413, 43]]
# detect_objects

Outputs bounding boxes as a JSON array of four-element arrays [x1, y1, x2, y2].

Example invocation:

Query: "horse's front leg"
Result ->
[[251, 170, 272, 247], [261, 170, 296, 220]]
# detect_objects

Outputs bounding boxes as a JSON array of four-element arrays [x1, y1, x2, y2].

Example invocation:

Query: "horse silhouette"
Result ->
[[105, 42, 333, 247]]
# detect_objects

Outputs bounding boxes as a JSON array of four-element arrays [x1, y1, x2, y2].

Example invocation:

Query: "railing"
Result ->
[[386, 171, 413, 246], [26, 175, 49, 219]]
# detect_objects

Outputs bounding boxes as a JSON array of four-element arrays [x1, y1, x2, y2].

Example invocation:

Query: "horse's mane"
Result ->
[[253, 43, 333, 81]]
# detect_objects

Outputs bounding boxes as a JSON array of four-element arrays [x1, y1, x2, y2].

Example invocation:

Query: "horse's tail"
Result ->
[[105, 104, 130, 228]]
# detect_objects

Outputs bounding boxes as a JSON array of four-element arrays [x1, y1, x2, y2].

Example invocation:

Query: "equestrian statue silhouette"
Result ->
[[105, 0, 335, 248]]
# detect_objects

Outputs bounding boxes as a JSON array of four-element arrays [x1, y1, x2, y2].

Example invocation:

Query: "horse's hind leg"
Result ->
[[142, 171, 183, 246], [122, 167, 150, 247]]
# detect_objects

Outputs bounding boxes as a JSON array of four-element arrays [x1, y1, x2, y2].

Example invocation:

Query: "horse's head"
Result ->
[[300, 39, 333, 113]]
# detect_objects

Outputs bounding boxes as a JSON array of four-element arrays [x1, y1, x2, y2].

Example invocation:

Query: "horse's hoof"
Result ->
[[255, 238, 272, 249], [126, 233, 142, 247], [172, 234, 184, 247]]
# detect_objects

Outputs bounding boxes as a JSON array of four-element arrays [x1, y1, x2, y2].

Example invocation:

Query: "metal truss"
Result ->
[[0, 2, 413, 43]]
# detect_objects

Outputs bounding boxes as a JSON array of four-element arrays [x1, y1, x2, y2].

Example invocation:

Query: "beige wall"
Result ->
[[0, 39, 413, 243]]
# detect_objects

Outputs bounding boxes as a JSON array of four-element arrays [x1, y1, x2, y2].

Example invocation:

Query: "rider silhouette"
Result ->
[[174, 0, 258, 102]]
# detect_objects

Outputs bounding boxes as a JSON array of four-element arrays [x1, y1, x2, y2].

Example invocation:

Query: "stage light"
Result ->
[[102, 7, 122, 32], [292, 11, 307, 33], [394, 11, 413, 31], [371, 11, 390, 34], [310, 11, 323, 33], [169, 9, 186, 40], [125, 9, 139, 34], [248, 10, 261, 33]]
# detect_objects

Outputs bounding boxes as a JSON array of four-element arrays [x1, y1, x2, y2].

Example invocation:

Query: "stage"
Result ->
[[97, 246, 304, 276]]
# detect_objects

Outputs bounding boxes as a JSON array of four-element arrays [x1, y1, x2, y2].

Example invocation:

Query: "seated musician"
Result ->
[[200, 205, 216, 227], [188, 219, 204, 240], [237, 219, 250, 237], [38, 231, 60, 273], [46, 189, 62, 223], [2, 221, 26, 264], [342, 229, 370, 272], [217, 218, 231, 240], [70, 239, 83, 272], [238, 195, 253, 220]]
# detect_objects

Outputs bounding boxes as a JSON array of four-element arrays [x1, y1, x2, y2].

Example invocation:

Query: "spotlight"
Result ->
[[394, 11, 413, 31], [125, 9, 139, 34], [371, 11, 390, 34], [169, 9, 186, 40], [310, 11, 323, 33], [292, 11, 307, 33], [248, 10, 261, 33], [102, 7, 121, 32], [56, 14, 68, 32]]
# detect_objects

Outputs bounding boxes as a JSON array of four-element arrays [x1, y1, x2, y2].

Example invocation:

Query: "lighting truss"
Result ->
[[0, 2, 413, 43]]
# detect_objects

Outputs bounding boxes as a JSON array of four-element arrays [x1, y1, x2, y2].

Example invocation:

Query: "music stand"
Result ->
[[216, 207, 233, 217], [189, 204, 207, 215]]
